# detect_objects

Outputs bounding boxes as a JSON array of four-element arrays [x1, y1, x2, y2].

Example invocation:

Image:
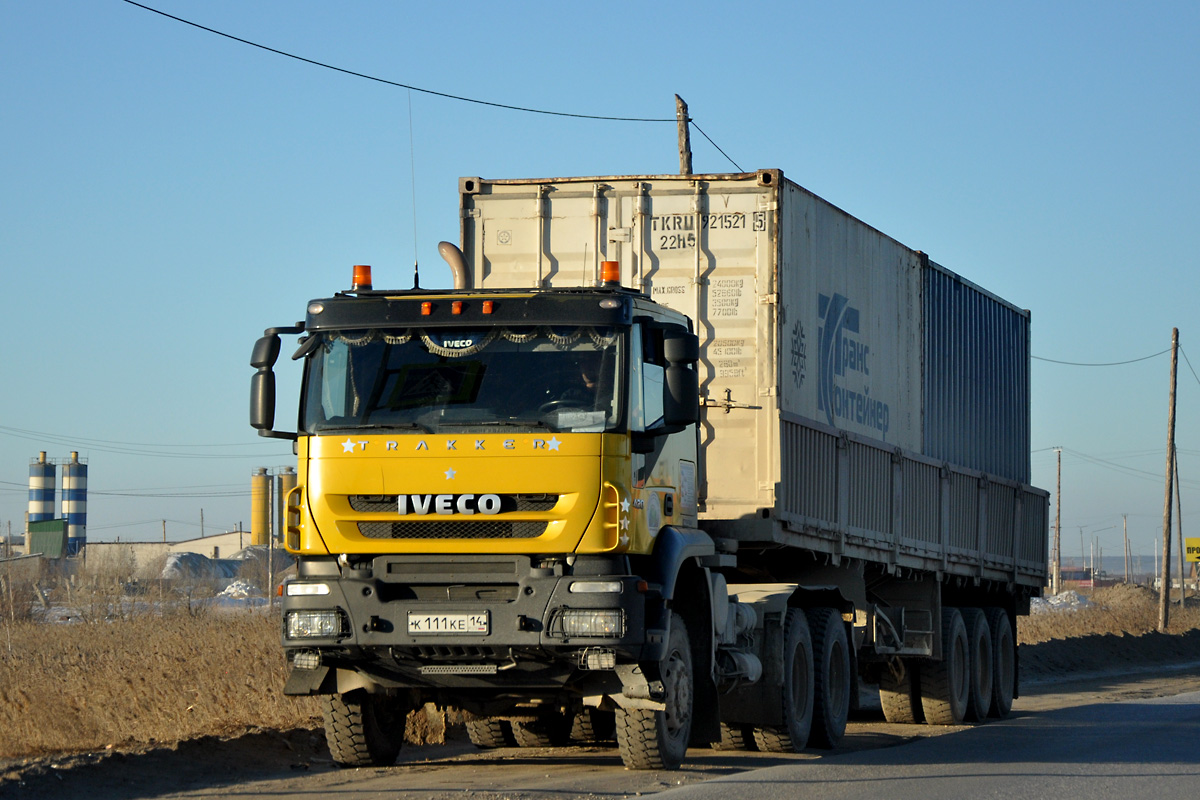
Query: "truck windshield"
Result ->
[[302, 326, 623, 435]]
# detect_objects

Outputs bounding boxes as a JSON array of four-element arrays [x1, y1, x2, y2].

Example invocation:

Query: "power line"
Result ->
[[1032, 348, 1170, 367], [1179, 345, 1200, 390], [120, 1, 675, 123]]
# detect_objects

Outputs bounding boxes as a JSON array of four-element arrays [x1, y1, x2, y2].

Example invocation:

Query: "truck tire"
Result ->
[[878, 658, 924, 724], [465, 717, 516, 749], [615, 611, 694, 770], [321, 690, 407, 767], [511, 711, 572, 747], [712, 722, 757, 751], [805, 607, 850, 749], [984, 606, 1015, 718], [571, 708, 616, 743], [752, 608, 814, 752], [961, 607, 993, 722], [920, 607, 969, 725]]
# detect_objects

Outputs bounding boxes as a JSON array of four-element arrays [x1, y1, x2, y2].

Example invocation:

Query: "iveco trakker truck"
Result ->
[[251, 169, 1048, 770]]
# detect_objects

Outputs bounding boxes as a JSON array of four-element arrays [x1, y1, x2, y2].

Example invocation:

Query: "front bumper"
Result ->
[[281, 554, 662, 694]]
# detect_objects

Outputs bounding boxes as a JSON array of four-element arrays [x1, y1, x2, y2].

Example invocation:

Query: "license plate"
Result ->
[[408, 612, 490, 635]]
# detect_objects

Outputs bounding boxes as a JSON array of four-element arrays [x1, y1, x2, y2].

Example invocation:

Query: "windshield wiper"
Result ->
[[437, 419, 548, 429], [318, 422, 433, 434]]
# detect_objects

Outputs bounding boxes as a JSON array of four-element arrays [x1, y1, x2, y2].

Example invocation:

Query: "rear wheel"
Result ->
[[465, 717, 516, 749], [961, 608, 993, 722], [615, 611, 694, 770], [920, 608, 969, 725], [712, 722, 757, 751], [511, 711, 572, 747], [571, 708, 616, 744], [984, 607, 1015, 718], [806, 607, 850, 749], [321, 691, 408, 767], [878, 658, 924, 724], [753, 608, 814, 752]]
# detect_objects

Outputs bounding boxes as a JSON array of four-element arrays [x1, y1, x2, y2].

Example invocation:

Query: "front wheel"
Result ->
[[616, 611, 694, 770], [321, 691, 408, 767]]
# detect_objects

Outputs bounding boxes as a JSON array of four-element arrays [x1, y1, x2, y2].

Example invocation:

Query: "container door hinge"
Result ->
[[760, 293, 779, 305], [462, 208, 481, 219], [701, 389, 762, 414]]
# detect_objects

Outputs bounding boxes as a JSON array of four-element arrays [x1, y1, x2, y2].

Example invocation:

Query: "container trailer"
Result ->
[[252, 169, 1048, 769]]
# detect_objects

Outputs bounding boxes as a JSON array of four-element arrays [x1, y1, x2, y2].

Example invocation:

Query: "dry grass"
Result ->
[[1019, 583, 1200, 644], [0, 608, 320, 759], [3, 578, 1199, 761]]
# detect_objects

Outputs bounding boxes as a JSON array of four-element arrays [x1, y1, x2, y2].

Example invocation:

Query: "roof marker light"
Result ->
[[452, 300, 463, 315], [351, 265, 372, 291], [482, 300, 494, 314], [421, 301, 432, 316]]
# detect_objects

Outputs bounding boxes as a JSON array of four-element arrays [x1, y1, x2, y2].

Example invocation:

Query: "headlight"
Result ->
[[285, 609, 345, 639], [569, 580, 623, 594], [285, 582, 331, 596], [558, 609, 625, 638]]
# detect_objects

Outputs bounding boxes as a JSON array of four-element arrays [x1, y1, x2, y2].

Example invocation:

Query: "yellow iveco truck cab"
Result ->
[[252, 170, 1049, 771]]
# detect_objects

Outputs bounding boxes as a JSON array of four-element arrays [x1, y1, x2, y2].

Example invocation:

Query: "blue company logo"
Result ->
[[817, 293, 890, 438]]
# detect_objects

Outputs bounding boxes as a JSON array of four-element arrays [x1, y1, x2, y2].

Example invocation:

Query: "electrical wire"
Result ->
[[1032, 348, 1170, 367], [1179, 345, 1200, 390], [690, 120, 743, 172], [120, 1, 675, 123]]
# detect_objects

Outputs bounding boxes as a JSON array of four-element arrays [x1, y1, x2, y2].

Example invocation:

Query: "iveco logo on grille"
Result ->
[[398, 494, 505, 515]]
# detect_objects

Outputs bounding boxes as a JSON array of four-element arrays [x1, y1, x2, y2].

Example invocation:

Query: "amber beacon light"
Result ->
[[351, 264, 373, 291], [600, 260, 621, 286]]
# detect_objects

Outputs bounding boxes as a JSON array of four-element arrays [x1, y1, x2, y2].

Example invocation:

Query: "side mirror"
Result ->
[[663, 365, 699, 427], [250, 329, 301, 440]]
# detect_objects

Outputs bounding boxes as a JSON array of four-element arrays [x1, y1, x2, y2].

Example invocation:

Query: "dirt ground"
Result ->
[[4, 585, 1200, 798]]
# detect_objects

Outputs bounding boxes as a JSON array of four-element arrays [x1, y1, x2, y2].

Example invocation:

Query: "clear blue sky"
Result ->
[[2, 1, 1197, 561]]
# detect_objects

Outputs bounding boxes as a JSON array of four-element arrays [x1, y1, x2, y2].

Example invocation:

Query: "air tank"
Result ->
[[250, 468, 270, 546], [61, 451, 88, 555], [28, 452, 55, 523]]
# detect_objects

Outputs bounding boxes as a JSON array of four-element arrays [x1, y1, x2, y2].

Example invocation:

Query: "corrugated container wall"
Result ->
[[460, 169, 1034, 493], [922, 264, 1031, 484]]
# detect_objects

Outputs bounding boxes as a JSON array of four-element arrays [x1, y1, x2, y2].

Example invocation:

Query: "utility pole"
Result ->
[[162, 519, 167, 544], [1158, 327, 1179, 633], [1052, 447, 1062, 594], [675, 95, 692, 175], [200, 508, 205, 538]]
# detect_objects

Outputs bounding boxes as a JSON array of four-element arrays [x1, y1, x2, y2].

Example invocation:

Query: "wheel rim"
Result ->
[[662, 645, 692, 738], [790, 643, 811, 716], [827, 639, 846, 711]]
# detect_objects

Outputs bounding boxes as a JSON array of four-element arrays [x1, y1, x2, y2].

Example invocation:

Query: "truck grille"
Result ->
[[358, 521, 549, 539], [349, 494, 559, 512]]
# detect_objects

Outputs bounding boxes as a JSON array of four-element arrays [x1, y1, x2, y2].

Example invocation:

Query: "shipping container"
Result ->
[[460, 169, 1047, 588]]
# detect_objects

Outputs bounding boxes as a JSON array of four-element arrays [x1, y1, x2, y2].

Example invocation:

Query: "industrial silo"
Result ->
[[28, 452, 56, 523], [250, 468, 270, 546], [61, 451, 88, 555]]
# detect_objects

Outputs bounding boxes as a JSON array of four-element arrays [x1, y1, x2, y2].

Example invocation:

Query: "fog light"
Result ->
[[286, 609, 344, 639], [291, 649, 321, 670], [559, 609, 625, 638], [582, 647, 617, 670]]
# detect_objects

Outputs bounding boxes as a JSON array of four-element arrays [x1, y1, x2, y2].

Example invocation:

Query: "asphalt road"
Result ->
[[652, 690, 1200, 800], [5, 667, 1200, 799]]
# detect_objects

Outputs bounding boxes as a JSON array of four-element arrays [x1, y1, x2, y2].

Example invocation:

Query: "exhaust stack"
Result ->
[[438, 242, 472, 290]]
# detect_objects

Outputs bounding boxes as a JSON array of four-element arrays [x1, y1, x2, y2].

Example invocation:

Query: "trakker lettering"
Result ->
[[398, 493, 503, 515], [817, 293, 890, 438]]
